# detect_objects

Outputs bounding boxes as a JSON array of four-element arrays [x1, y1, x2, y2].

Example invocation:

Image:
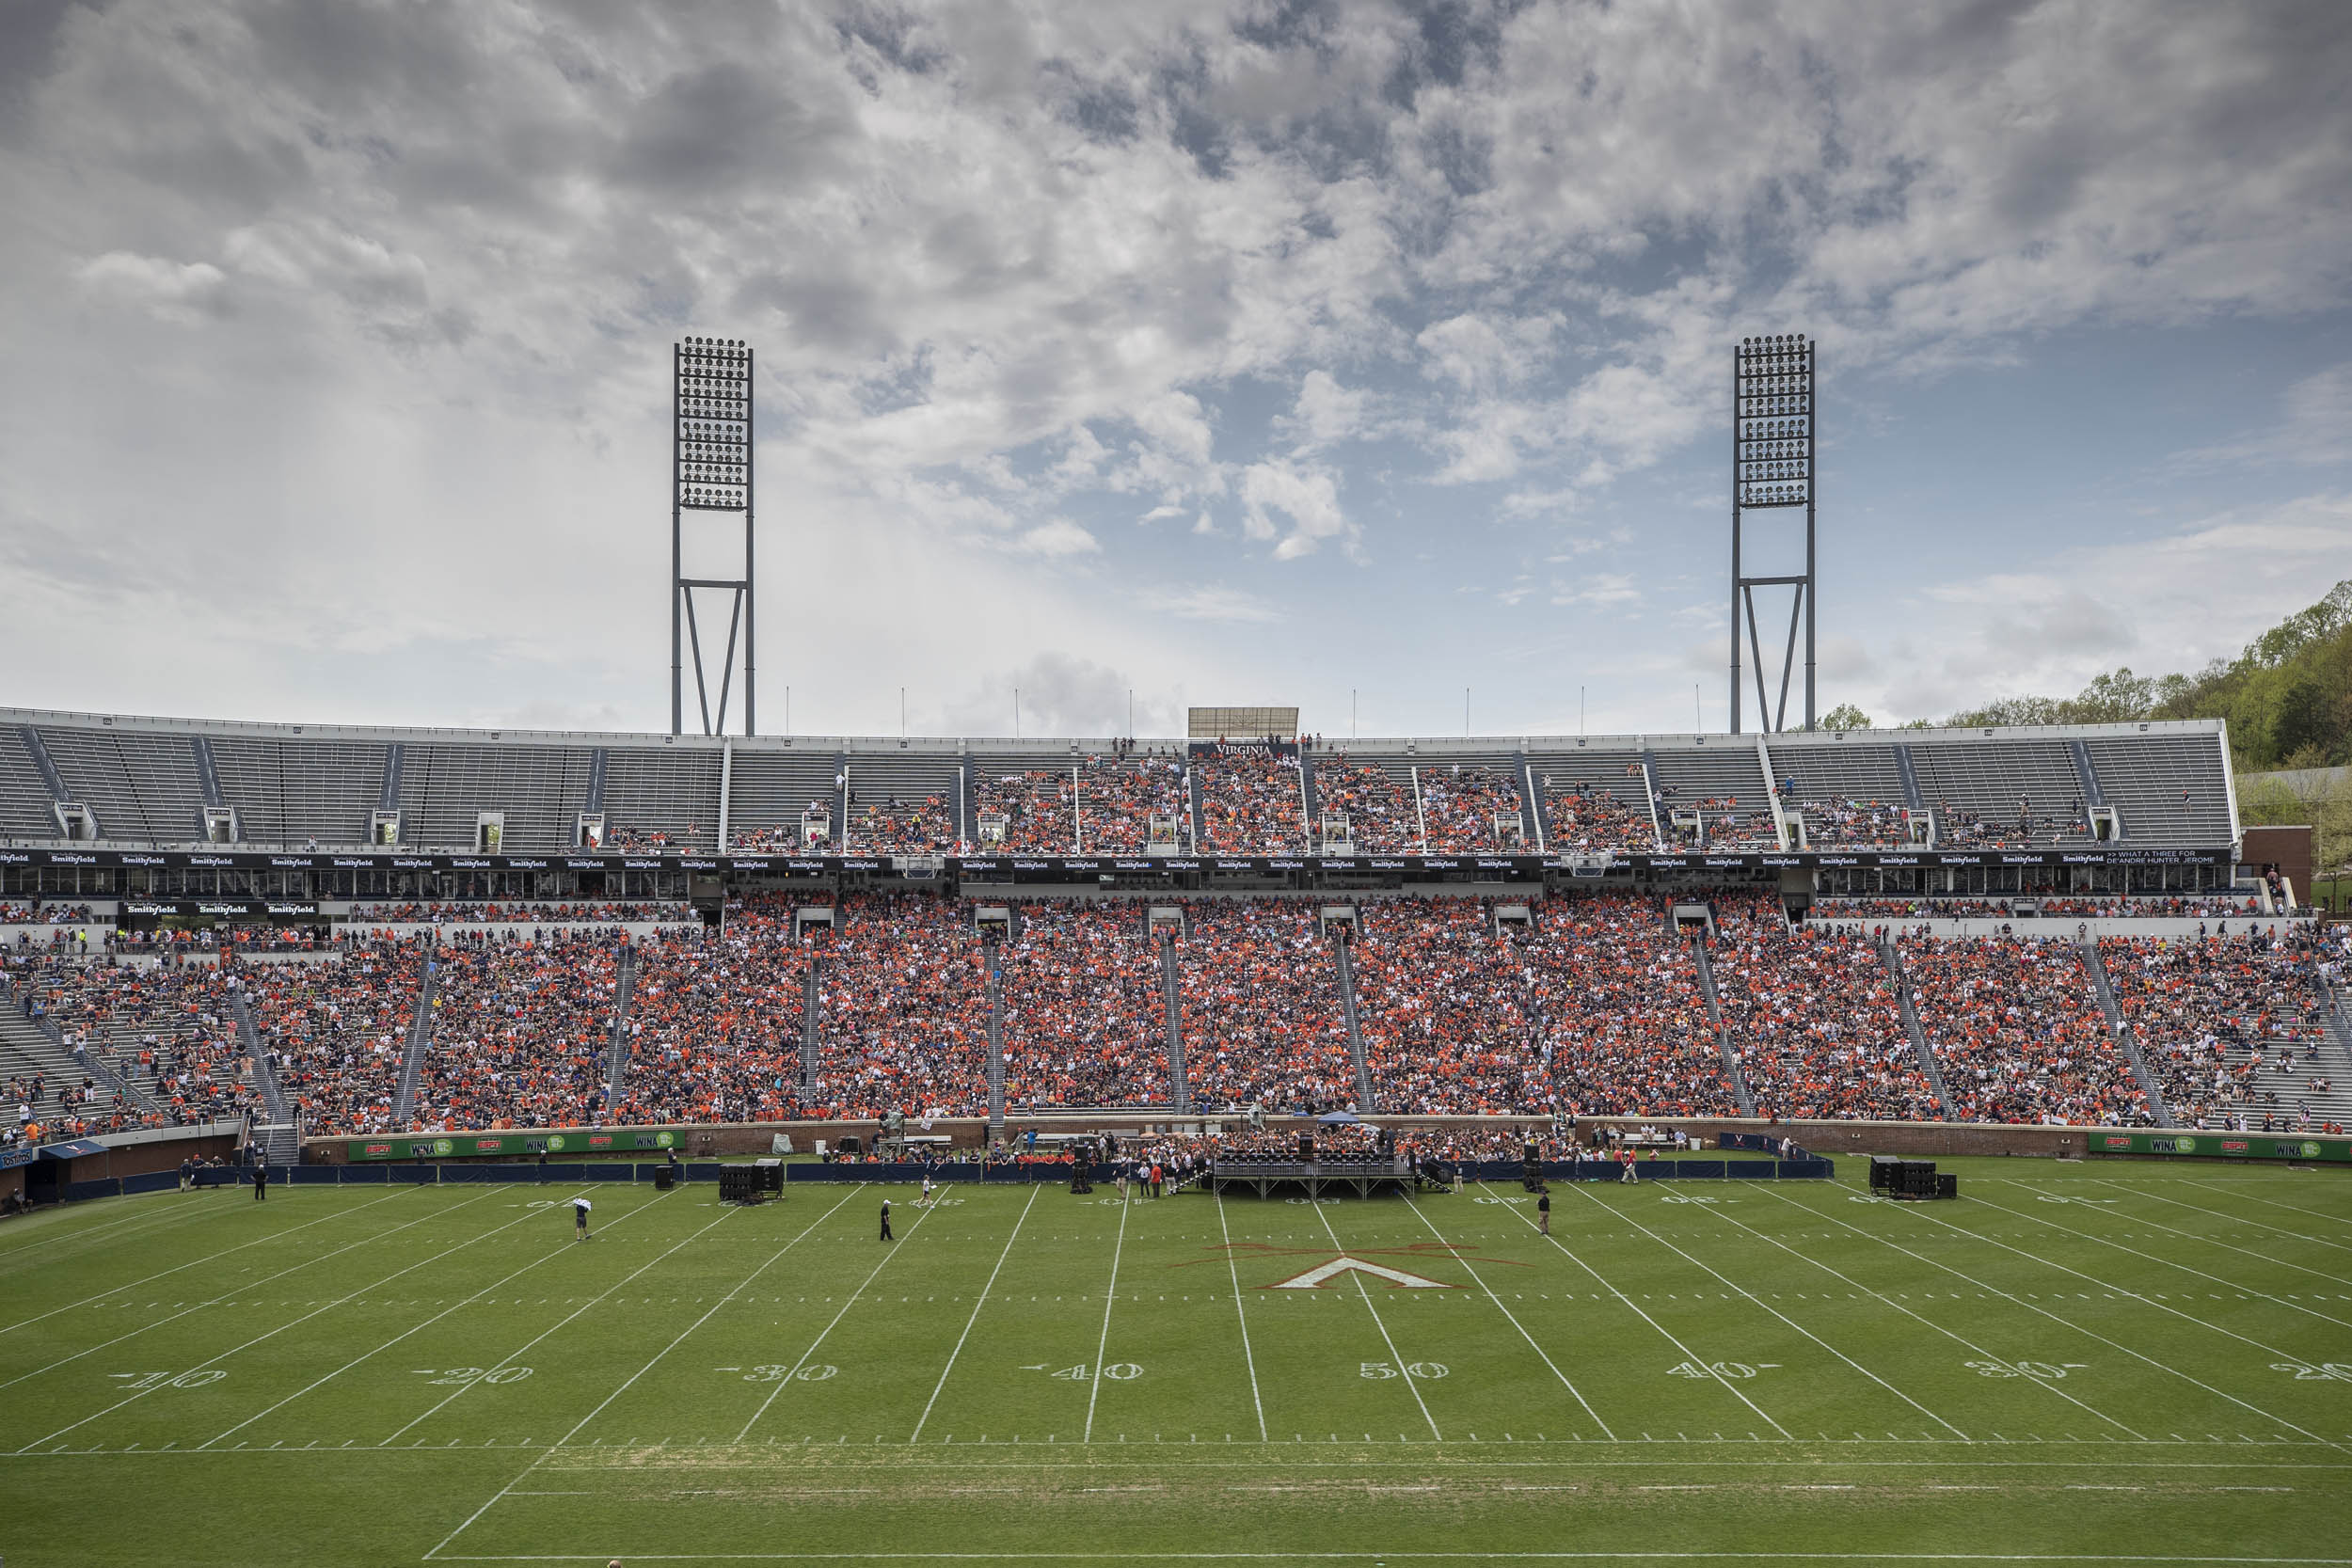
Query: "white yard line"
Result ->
[[424, 1186, 860, 1561], [2087, 1180, 2352, 1271], [1400, 1192, 1613, 1440], [1213, 1187, 1268, 1442], [1701, 1200, 2142, 1437], [1311, 1201, 1440, 1441], [0, 1189, 409, 1336], [381, 1198, 742, 1447], [732, 1189, 937, 1445], [1478, 1184, 1790, 1437], [1557, 1180, 1967, 1441], [14, 1187, 512, 1453], [912, 1183, 1040, 1443], [0, 1191, 221, 1275], [1982, 1183, 2352, 1323], [199, 1192, 676, 1449], [1082, 1187, 1131, 1444], [0, 1188, 437, 1394], [1756, 1184, 2344, 1449], [2173, 1180, 2352, 1234]]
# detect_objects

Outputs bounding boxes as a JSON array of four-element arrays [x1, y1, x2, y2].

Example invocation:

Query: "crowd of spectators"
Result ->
[[1352, 899, 1542, 1114], [6, 956, 259, 1127], [0, 903, 95, 925], [1657, 792, 1779, 850], [349, 901, 693, 925], [409, 933, 624, 1131], [248, 937, 429, 1136], [1000, 901, 1168, 1107], [1175, 900, 1357, 1112], [1935, 798, 2088, 848], [1517, 895, 1736, 1117], [973, 768, 1077, 853], [1418, 766, 1527, 852], [1897, 934, 2149, 1124], [619, 915, 808, 1126], [2098, 930, 2329, 1125], [845, 794, 958, 855], [1711, 898, 1938, 1119], [1079, 754, 1190, 853], [1539, 778, 1656, 852], [1196, 744, 1307, 855], [809, 895, 991, 1118], [1311, 759, 1418, 852], [1793, 798, 1911, 848]]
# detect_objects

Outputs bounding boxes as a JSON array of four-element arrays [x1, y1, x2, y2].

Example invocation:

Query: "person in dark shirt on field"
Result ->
[[879, 1196, 893, 1242], [1537, 1191, 1550, 1235], [251, 1164, 267, 1201]]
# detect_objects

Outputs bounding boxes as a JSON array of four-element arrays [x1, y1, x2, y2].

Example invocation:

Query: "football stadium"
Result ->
[[8, 4, 2352, 1566]]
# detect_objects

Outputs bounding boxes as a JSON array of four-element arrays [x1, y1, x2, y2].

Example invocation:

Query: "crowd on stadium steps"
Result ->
[[845, 794, 959, 855], [1656, 792, 1779, 850], [408, 932, 625, 1132], [248, 937, 429, 1136], [1895, 933, 2150, 1125], [1196, 743, 1307, 855], [0, 903, 94, 925], [348, 901, 693, 926], [3, 954, 260, 1131], [2097, 929, 2336, 1128], [809, 895, 991, 1119], [1934, 798, 2089, 848], [1000, 901, 1168, 1108], [1710, 897, 1940, 1120], [618, 916, 808, 1126], [1175, 900, 1358, 1113], [603, 823, 707, 852], [1539, 778, 1656, 852], [1077, 754, 1189, 852], [1517, 895, 1737, 1117], [1791, 797, 1911, 848], [1418, 765, 1528, 852], [1311, 759, 1419, 852], [973, 768, 1078, 853], [1351, 899, 1543, 1116]]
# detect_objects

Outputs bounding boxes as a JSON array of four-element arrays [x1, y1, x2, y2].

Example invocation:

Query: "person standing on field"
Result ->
[[573, 1195, 592, 1240], [1537, 1190, 1551, 1235], [879, 1196, 893, 1242]]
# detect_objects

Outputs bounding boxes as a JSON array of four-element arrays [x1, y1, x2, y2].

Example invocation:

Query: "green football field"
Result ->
[[3, 1158, 2350, 1567]]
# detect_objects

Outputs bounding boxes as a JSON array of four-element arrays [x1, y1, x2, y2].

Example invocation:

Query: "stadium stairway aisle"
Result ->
[[1880, 936, 1954, 1117], [603, 943, 637, 1112], [1160, 932, 1189, 1115], [1332, 935, 1375, 1111], [2080, 937, 2176, 1126], [1692, 936, 1757, 1116], [389, 959, 437, 1127]]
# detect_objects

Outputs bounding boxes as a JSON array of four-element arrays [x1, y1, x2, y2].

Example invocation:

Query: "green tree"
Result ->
[[1820, 703, 1872, 731]]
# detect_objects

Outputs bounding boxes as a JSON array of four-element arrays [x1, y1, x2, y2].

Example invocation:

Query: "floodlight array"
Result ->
[[676, 336, 751, 511], [1735, 333, 1811, 510]]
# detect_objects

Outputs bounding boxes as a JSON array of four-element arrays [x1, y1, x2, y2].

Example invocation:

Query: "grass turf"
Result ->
[[0, 1155, 2348, 1566]]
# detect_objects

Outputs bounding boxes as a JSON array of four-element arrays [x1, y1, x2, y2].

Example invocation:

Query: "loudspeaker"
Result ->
[[654, 1166, 675, 1192], [1298, 1132, 1315, 1161], [1936, 1173, 1958, 1200]]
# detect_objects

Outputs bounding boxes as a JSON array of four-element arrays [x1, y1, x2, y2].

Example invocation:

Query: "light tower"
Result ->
[[1729, 333, 1816, 733], [671, 336, 756, 736]]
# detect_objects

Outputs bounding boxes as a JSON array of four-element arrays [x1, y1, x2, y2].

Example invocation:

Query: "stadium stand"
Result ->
[[1350, 898, 1542, 1114], [1897, 933, 2152, 1125], [1175, 900, 1356, 1112], [247, 938, 429, 1135], [1414, 759, 1531, 853], [1195, 742, 1309, 855], [1710, 897, 1940, 1119], [1518, 895, 1737, 1117], [1309, 756, 1420, 853], [810, 895, 991, 1118], [2097, 931, 2337, 1128], [999, 900, 1168, 1108], [410, 933, 624, 1130]]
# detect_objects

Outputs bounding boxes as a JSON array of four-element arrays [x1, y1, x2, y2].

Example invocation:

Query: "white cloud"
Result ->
[[1239, 459, 1351, 560], [1013, 518, 1100, 557], [1155, 583, 1280, 623], [72, 252, 228, 323]]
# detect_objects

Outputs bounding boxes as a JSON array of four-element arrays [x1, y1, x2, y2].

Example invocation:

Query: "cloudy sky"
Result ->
[[4, 0, 2349, 741]]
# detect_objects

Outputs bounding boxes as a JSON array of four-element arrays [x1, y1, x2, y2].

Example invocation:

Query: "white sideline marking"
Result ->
[[1698, 1200, 2142, 1439], [1400, 1193, 1613, 1440], [735, 1192, 937, 1445], [0, 1188, 221, 1276], [1561, 1180, 1969, 1441], [14, 1189, 512, 1453], [1752, 1185, 2343, 1449], [423, 1186, 861, 1561], [1214, 1188, 1267, 1442], [1082, 1192, 1131, 1445], [1475, 1185, 1788, 1438], [200, 1192, 677, 1449], [912, 1184, 1040, 1443], [416, 1553, 2352, 1562], [382, 1199, 743, 1447], [1311, 1203, 1439, 1442], [0, 1189, 409, 1338]]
